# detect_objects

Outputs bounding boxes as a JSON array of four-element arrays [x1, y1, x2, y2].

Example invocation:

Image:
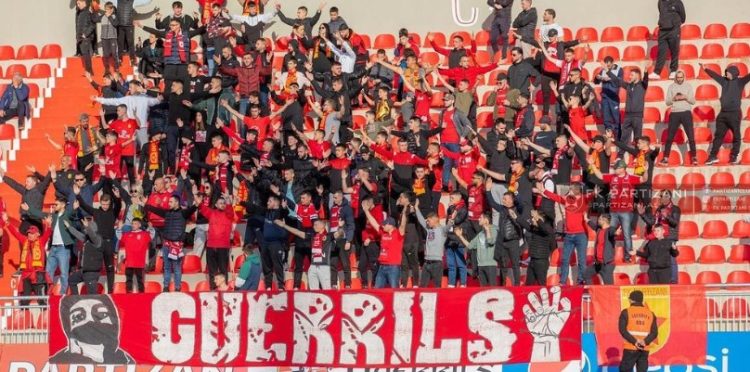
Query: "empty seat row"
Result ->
[[678, 195, 750, 213], [654, 170, 750, 190], [685, 244, 750, 264], [0, 44, 62, 61], [1, 63, 52, 79], [678, 220, 750, 239]]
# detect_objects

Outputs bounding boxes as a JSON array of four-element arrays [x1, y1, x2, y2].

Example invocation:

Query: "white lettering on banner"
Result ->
[[467, 289, 516, 363], [339, 294, 386, 365], [390, 292, 416, 364], [415, 293, 461, 364], [245, 292, 288, 363], [69, 365, 94, 372], [292, 292, 335, 365], [451, 0, 479, 27], [152, 294, 196, 364], [199, 293, 242, 364]]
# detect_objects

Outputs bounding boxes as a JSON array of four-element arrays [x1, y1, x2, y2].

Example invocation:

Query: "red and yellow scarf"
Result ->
[[508, 168, 525, 193], [20, 239, 44, 271], [148, 140, 161, 170], [633, 150, 647, 176], [76, 125, 97, 156]]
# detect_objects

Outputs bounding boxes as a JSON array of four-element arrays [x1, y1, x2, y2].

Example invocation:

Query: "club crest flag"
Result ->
[[590, 285, 707, 366]]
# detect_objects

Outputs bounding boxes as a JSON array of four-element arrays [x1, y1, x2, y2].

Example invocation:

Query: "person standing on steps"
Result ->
[[650, 0, 686, 80], [702, 64, 750, 165]]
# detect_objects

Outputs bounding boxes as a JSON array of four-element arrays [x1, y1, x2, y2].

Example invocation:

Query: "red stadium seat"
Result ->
[[678, 63, 696, 79], [233, 254, 246, 272], [473, 50, 491, 66], [698, 245, 726, 263], [182, 255, 203, 273], [168, 282, 190, 292], [643, 107, 661, 124], [144, 281, 162, 293], [627, 26, 652, 41], [274, 36, 289, 51], [692, 127, 712, 145], [194, 280, 211, 292], [728, 245, 750, 263], [622, 46, 646, 61], [419, 51, 441, 66], [696, 84, 720, 100], [0, 45, 14, 60], [0, 124, 16, 140], [423, 32, 446, 48], [40, 43, 62, 59], [721, 299, 750, 318], [576, 27, 599, 42], [5, 64, 27, 78], [601, 27, 624, 42], [693, 106, 716, 123], [677, 272, 692, 285], [680, 172, 705, 190], [15, 44, 39, 60], [113, 282, 128, 294], [727, 42, 750, 58], [731, 220, 750, 238], [737, 195, 750, 212], [700, 43, 725, 60], [678, 196, 702, 214], [29, 64, 51, 78], [635, 272, 649, 285], [681, 24, 702, 40], [644, 86, 664, 102], [613, 273, 631, 285], [476, 111, 494, 128], [697, 63, 721, 79], [705, 195, 732, 213], [704, 299, 721, 318], [597, 46, 620, 61], [730, 62, 749, 76], [726, 271, 750, 284], [653, 173, 676, 190], [710, 171, 735, 189], [675, 245, 696, 264], [702, 220, 729, 239], [679, 221, 699, 239], [373, 33, 396, 49], [679, 44, 699, 60], [474, 30, 490, 46], [703, 23, 728, 39], [730, 23, 750, 38], [450, 31, 472, 45], [740, 172, 750, 188], [695, 271, 722, 285]]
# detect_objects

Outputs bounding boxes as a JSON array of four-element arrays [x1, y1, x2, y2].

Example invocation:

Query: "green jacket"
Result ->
[[466, 225, 498, 267], [28, 207, 76, 246], [193, 88, 235, 126]]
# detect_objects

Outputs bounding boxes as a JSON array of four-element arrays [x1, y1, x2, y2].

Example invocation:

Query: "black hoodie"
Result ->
[[658, 0, 686, 31], [706, 66, 750, 113]]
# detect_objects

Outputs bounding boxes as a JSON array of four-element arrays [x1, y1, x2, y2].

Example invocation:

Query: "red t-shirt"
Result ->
[[296, 203, 318, 229], [63, 141, 80, 169], [307, 139, 331, 160], [568, 107, 590, 142], [119, 230, 152, 268], [378, 228, 404, 265], [361, 204, 384, 242], [467, 185, 486, 221], [109, 119, 138, 156], [104, 143, 122, 177], [441, 108, 460, 143], [243, 116, 270, 150], [603, 174, 642, 212], [414, 90, 432, 120]]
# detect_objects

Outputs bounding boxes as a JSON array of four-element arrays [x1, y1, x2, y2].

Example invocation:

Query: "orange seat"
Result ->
[[678, 196, 702, 214], [695, 84, 720, 100], [473, 50, 491, 66], [730, 22, 750, 38], [679, 44, 699, 60], [679, 221, 699, 239], [274, 36, 289, 51], [627, 26, 652, 41], [0, 45, 14, 60], [643, 107, 661, 124], [596, 46, 620, 61], [575, 27, 599, 42], [144, 281, 162, 293], [731, 220, 750, 238], [740, 171, 750, 188], [678, 63, 696, 79], [680, 24, 702, 40], [697, 63, 721, 80], [721, 299, 750, 319], [0, 124, 16, 140], [182, 255, 203, 273], [679, 172, 705, 190], [698, 245, 726, 263], [194, 280, 211, 292], [622, 45, 646, 61], [644, 86, 664, 102], [709, 171, 735, 189], [40, 43, 62, 59], [728, 245, 750, 263], [693, 106, 716, 123], [736, 195, 750, 212], [5, 64, 27, 78], [702, 220, 729, 239], [15, 44, 39, 60], [419, 51, 441, 66], [703, 23, 728, 39], [474, 30, 490, 46], [642, 127, 658, 144], [423, 32, 447, 47], [677, 271, 692, 285], [601, 26, 624, 42], [700, 43, 725, 59], [705, 195, 732, 214], [614, 273, 632, 285], [359, 34, 371, 50], [675, 245, 696, 264], [29, 64, 51, 79], [728, 42, 750, 58], [726, 271, 750, 284], [373, 33, 396, 49], [653, 173, 676, 190], [696, 270, 722, 285], [634, 272, 649, 285]]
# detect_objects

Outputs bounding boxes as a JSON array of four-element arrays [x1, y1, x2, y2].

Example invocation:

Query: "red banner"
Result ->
[[48, 287, 583, 367], [590, 285, 707, 366]]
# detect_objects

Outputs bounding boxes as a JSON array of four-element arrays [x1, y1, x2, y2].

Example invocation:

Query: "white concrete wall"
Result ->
[[2, 0, 749, 54]]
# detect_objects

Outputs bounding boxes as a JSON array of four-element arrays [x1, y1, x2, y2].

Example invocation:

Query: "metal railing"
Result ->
[[0, 296, 49, 344]]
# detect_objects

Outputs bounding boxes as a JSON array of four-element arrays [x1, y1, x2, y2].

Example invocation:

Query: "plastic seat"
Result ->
[[474, 30, 490, 46], [703, 23, 728, 39], [731, 22, 750, 38], [644, 86, 664, 102], [144, 281, 162, 293], [675, 245, 696, 264], [679, 221, 699, 239], [653, 173, 676, 190], [700, 43, 725, 59], [634, 272, 649, 285], [702, 220, 729, 239], [627, 26, 651, 41], [601, 26, 624, 42], [695, 84, 719, 101], [705, 195, 732, 213], [677, 272, 692, 285], [728, 245, 750, 263], [614, 273, 632, 285], [112, 282, 128, 294], [698, 245, 726, 264], [168, 282, 190, 292], [728, 42, 750, 58], [730, 62, 749, 76], [696, 271, 722, 285], [678, 63, 696, 79], [420, 51, 441, 66], [450, 31, 472, 45], [678, 196, 702, 214], [740, 171, 750, 189], [709, 171, 735, 189], [476, 111, 494, 128], [721, 299, 750, 319], [596, 46, 620, 61], [29, 64, 51, 79], [576, 27, 599, 42], [643, 107, 661, 124], [622, 45, 646, 61], [731, 220, 750, 238], [40, 43, 62, 59], [679, 44, 699, 60], [0, 124, 16, 140], [182, 255, 203, 273], [233, 254, 246, 272], [373, 33, 396, 49], [681, 24, 702, 40], [726, 271, 750, 284], [0, 45, 14, 60], [15, 44, 39, 60], [423, 32, 446, 47], [693, 106, 716, 123], [737, 195, 750, 212], [359, 34, 372, 50], [5, 64, 27, 78], [194, 280, 211, 292], [679, 172, 705, 190]]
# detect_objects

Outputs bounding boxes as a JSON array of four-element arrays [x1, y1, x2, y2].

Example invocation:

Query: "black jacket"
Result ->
[[4, 173, 52, 221], [145, 205, 197, 242], [488, 0, 514, 24], [508, 59, 540, 94], [609, 71, 649, 115], [115, 0, 136, 25], [658, 0, 686, 30], [69, 223, 104, 272], [76, 8, 96, 41], [640, 204, 681, 242], [706, 68, 750, 113], [518, 215, 555, 259], [156, 14, 197, 31], [637, 238, 679, 269], [588, 221, 617, 264], [511, 7, 538, 42]]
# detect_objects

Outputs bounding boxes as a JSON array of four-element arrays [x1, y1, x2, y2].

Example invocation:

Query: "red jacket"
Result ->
[[119, 229, 152, 268], [219, 56, 271, 97], [438, 63, 498, 88], [5, 223, 51, 283], [146, 191, 171, 228], [200, 204, 235, 248]]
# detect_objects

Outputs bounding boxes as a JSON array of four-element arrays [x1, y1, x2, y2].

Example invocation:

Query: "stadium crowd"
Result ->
[[0, 0, 748, 299]]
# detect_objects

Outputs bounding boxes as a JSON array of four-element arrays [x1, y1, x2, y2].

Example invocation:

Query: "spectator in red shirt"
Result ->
[[197, 194, 235, 290], [101, 131, 124, 179], [363, 200, 408, 289], [428, 33, 477, 69], [116, 218, 155, 293], [436, 55, 498, 89], [106, 105, 138, 182]]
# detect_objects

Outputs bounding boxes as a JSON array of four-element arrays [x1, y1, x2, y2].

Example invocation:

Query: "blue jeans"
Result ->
[[375, 264, 400, 288], [206, 47, 216, 76], [610, 212, 633, 259], [446, 245, 467, 286], [162, 247, 183, 291], [442, 143, 460, 186], [46, 245, 71, 294], [561, 233, 588, 285]]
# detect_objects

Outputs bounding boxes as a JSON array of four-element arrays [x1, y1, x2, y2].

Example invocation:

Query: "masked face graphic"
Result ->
[[67, 298, 119, 348]]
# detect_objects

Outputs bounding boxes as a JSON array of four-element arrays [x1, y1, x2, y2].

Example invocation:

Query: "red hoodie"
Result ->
[[199, 204, 235, 248], [543, 190, 593, 234]]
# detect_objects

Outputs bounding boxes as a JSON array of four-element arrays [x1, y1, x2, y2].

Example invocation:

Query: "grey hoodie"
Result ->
[[416, 208, 447, 262]]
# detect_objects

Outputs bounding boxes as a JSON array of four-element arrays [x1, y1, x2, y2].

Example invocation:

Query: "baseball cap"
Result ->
[[614, 159, 628, 169], [383, 217, 397, 226]]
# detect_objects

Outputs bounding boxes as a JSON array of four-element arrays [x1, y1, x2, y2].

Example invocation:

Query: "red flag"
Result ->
[[590, 285, 707, 366]]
